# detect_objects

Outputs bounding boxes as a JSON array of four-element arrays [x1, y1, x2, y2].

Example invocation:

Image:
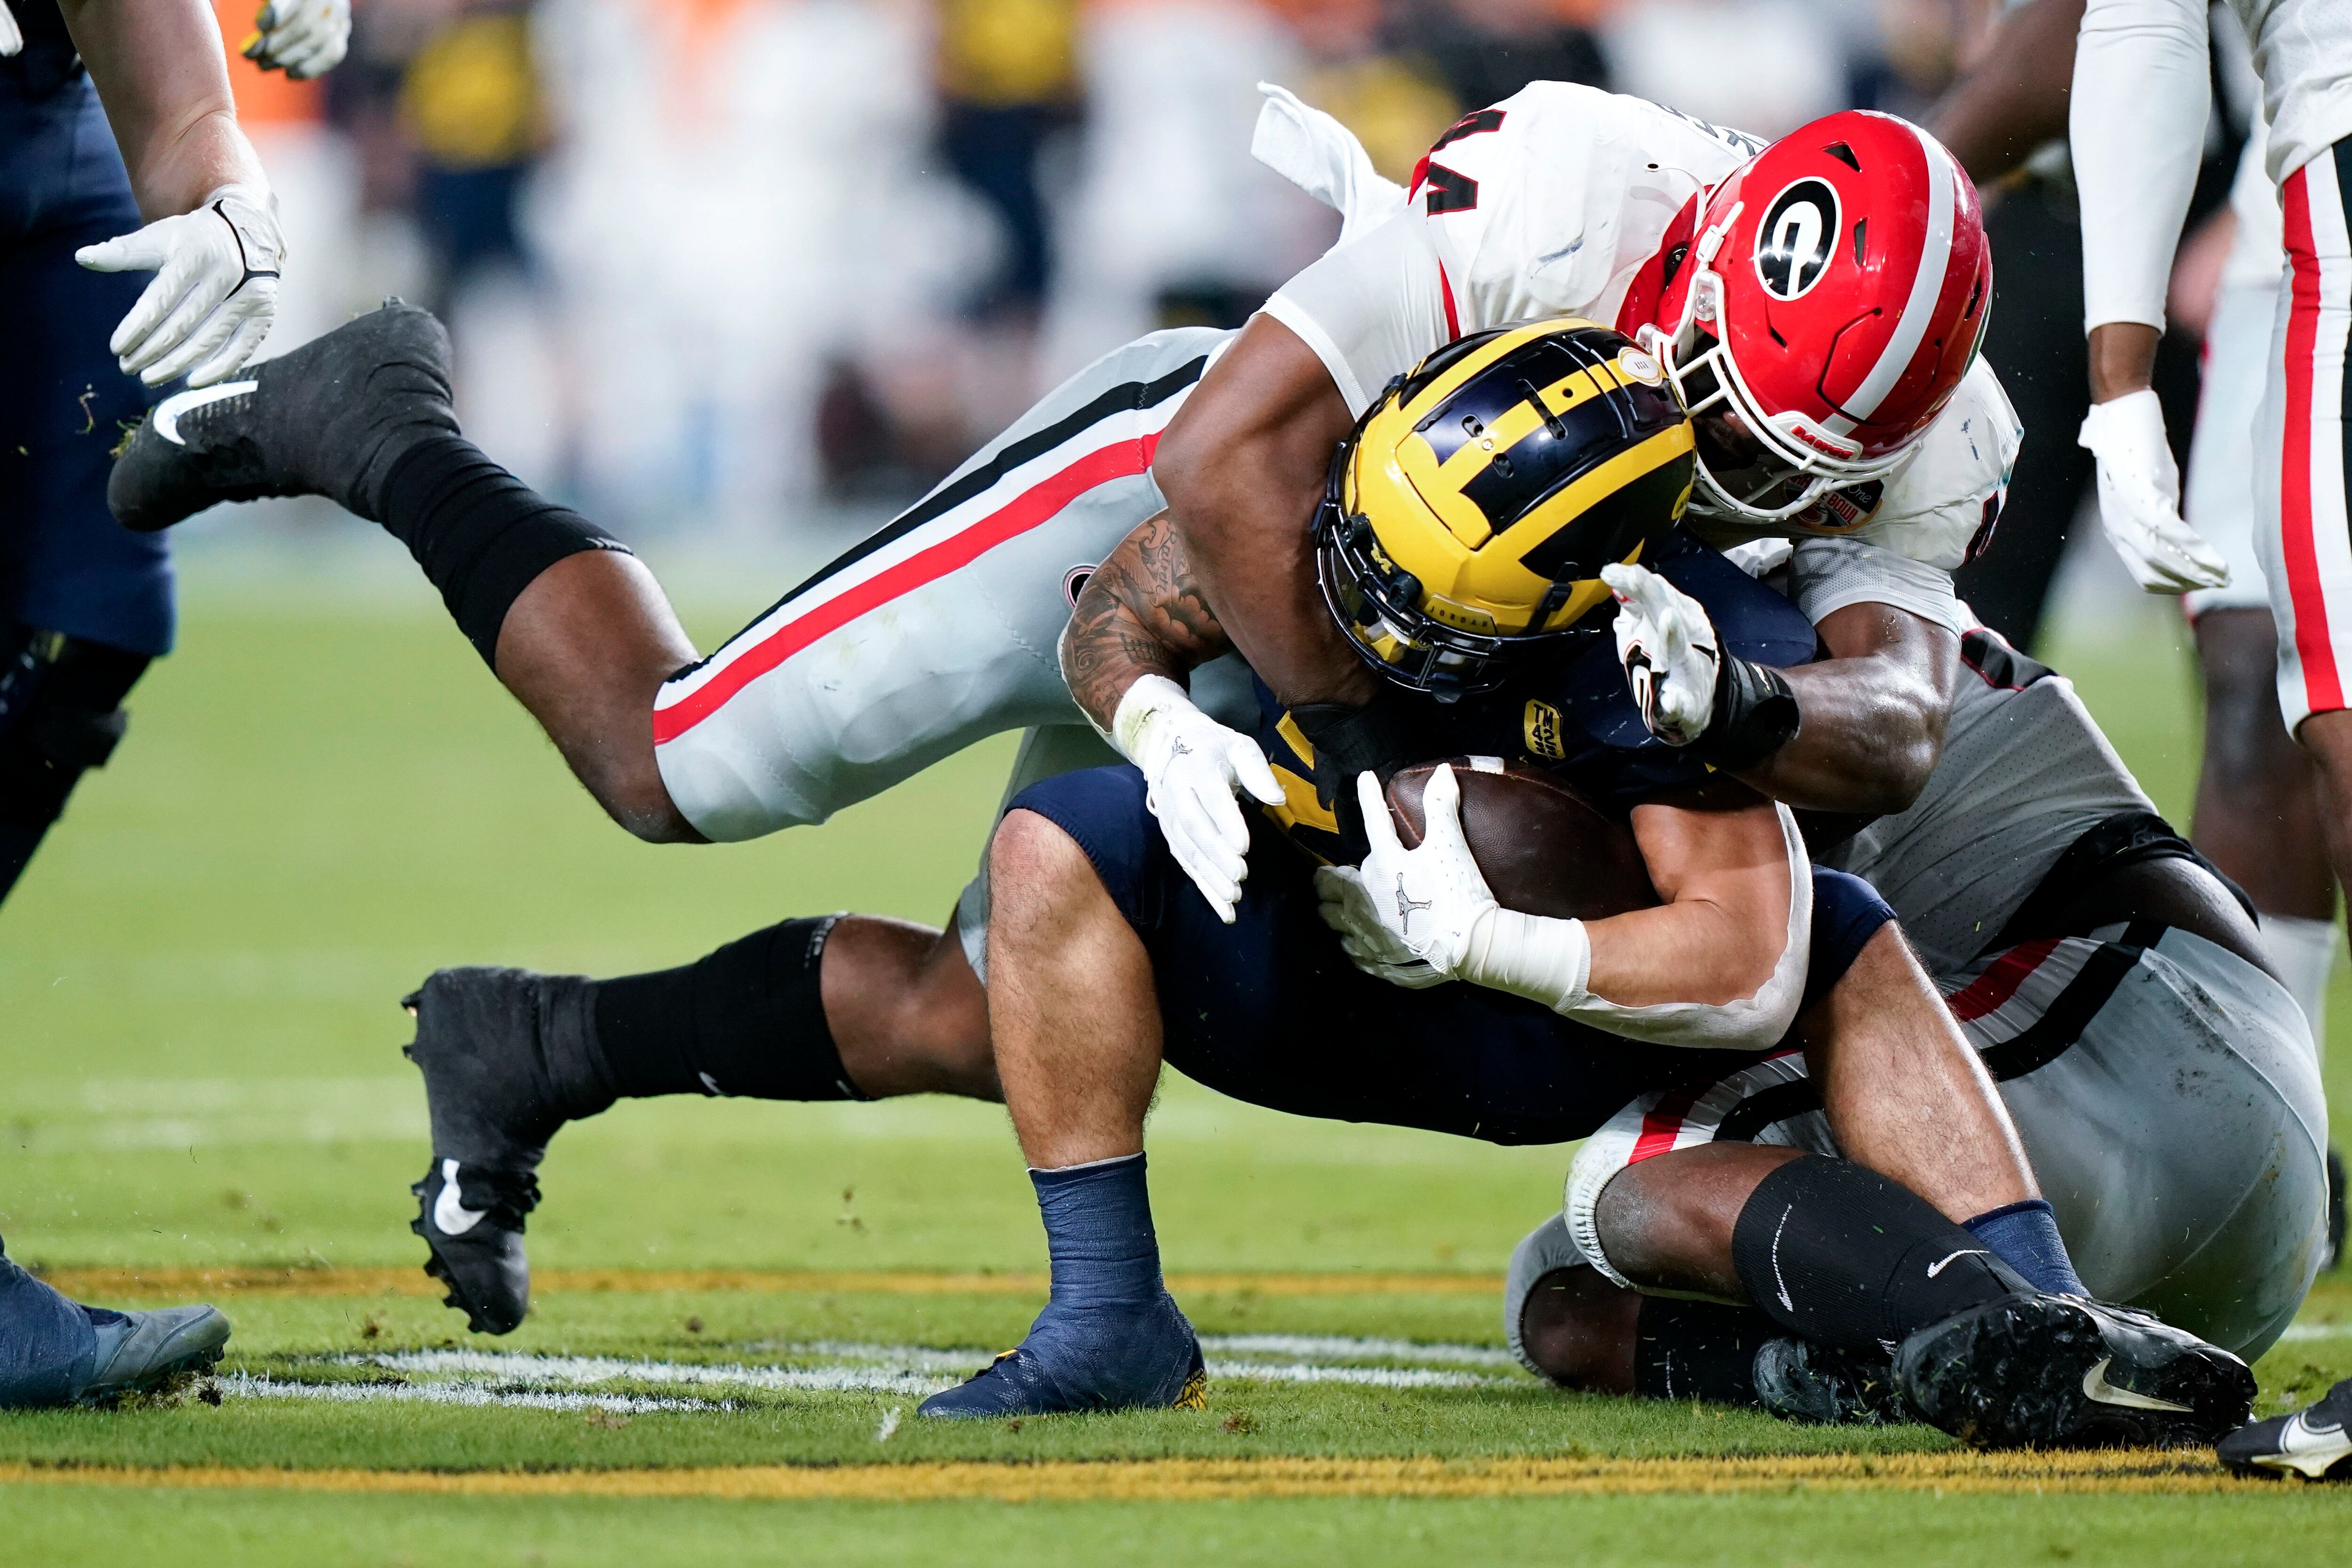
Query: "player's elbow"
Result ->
[[1843, 737, 1938, 816]]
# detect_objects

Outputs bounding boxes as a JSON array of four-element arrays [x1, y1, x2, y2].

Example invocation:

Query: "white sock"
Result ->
[[2257, 913, 2338, 1067]]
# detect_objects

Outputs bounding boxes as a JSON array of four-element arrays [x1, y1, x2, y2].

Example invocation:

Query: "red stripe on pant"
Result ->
[[651, 435, 1162, 744], [1628, 1088, 1702, 1164], [1944, 936, 2062, 1024], [2280, 165, 2345, 713]]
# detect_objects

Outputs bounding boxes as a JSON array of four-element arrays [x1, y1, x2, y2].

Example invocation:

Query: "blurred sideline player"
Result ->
[[0, 0, 342, 1405], [1928, 0, 2345, 1272], [2066, 0, 2352, 1478]]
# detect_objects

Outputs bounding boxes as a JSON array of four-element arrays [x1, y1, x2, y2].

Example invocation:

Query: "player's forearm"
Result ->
[[59, 0, 266, 220], [1737, 658, 1947, 815], [1060, 513, 1232, 732], [1733, 604, 1958, 816], [2072, 0, 2209, 340], [1928, 0, 2083, 184], [1156, 316, 1369, 708]]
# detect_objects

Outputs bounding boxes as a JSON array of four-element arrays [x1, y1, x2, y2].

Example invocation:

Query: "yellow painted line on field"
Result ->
[[0, 1451, 2264, 1500], [39, 1267, 1504, 1301]]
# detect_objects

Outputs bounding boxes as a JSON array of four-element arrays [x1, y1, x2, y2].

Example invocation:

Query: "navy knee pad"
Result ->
[[1799, 867, 1897, 1012]]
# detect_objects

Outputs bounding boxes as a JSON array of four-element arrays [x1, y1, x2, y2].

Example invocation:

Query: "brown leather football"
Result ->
[[1385, 759, 1660, 922]]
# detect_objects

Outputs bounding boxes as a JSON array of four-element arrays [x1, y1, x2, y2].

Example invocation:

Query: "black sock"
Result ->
[[1730, 1156, 2029, 1354], [1632, 1297, 1771, 1404], [378, 433, 632, 667], [588, 916, 865, 1101]]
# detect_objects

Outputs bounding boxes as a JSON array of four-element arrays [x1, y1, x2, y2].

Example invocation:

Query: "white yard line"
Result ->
[[217, 1342, 1514, 1411], [2276, 1322, 2352, 1341]]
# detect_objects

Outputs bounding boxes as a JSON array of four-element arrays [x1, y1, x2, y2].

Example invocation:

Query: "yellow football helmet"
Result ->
[[1315, 318, 1697, 698]]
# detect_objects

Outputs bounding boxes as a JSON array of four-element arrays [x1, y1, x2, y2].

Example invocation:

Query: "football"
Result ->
[[1385, 758, 1660, 922]]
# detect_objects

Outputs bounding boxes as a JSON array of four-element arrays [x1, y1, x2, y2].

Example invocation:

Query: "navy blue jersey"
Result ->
[[1255, 529, 1820, 861]]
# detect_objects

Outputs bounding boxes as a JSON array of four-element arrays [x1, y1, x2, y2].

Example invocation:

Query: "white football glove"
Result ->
[[76, 184, 283, 388], [1112, 674, 1286, 923], [243, 0, 350, 80], [2079, 389, 2229, 594], [1600, 562, 1720, 747], [0, 2, 23, 59], [1350, 766, 1498, 975], [1314, 863, 1451, 988]]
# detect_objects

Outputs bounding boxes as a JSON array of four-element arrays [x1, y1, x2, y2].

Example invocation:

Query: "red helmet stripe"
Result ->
[[1823, 122, 1958, 434]]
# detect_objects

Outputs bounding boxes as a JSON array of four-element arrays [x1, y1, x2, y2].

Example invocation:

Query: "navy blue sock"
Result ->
[[1965, 1199, 2087, 1296], [0, 1249, 98, 1408], [1034, 1152, 1164, 1309]]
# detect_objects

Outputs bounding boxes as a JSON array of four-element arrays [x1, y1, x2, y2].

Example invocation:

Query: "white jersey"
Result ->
[[1257, 82, 2019, 639], [2075, 0, 2352, 332], [1815, 626, 2158, 976]]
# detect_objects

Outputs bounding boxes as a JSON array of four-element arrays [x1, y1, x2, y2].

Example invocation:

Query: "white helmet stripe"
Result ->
[[1819, 121, 1957, 437]]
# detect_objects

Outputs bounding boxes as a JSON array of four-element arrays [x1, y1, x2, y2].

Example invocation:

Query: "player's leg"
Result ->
[[2184, 261, 2341, 1097], [0, 140, 171, 903], [0, 1233, 230, 1407], [106, 302, 707, 839], [2262, 148, 2352, 913], [405, 911, 991, 1333]]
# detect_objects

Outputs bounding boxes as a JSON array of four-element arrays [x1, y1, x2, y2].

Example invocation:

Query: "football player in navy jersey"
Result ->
[[0, 0, 341, 1407]]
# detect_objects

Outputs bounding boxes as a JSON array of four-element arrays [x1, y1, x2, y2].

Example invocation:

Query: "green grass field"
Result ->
[[2, 548, 2350, 1564]]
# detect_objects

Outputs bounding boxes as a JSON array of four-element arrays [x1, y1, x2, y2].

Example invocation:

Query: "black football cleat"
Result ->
[[403, 967, 612, 1335], [2218, 1378, 2352, 1481], [108, 300, 458, 531], [1893, 1293, 2254, 1449], [1752, 1337, 1905, 1426]]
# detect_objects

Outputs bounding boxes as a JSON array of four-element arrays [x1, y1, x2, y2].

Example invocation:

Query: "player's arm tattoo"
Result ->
[[1063, 511, 1232, 729]]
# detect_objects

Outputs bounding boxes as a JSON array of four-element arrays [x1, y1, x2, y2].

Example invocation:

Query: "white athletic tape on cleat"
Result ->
[[153, 380, 257, 445]]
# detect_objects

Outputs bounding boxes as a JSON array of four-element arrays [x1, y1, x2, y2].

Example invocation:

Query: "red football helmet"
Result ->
[[1635, 110, 1991, 522]]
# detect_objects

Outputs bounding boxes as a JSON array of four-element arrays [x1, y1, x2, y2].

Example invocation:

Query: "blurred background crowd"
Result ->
[[223, 0, 2142, 557]]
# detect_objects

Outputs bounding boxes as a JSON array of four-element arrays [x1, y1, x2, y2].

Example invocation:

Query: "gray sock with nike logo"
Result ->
[[1728, 1156, 2034, 1354]]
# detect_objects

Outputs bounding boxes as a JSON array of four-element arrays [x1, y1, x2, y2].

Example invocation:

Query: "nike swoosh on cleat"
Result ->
[[2253, 1410, 2352, 1478], [2081, 1355, 2193, 1413], [152, 380, 258, 445], [1925, 1248, 1988, 1278], [432, 1157, 489, 1236]]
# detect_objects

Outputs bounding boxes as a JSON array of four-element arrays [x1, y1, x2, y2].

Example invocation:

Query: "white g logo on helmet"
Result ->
[[1755, 178, 1841, 301]]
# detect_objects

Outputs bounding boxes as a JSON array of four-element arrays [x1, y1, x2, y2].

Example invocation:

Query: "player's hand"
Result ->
[[1313, 864, 1451, 988], [1, 2, 24, 59], [2079, 390, 2229, 594], [243, 0, 350, 80], [1351, 766, 1497, 975], [1113, 674, 1286, 923], [1601, 562, 1719, 746], [76, 185, 283, 388]]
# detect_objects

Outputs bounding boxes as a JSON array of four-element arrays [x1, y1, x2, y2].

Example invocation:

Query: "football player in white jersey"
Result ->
[[2069, 0, 2352, 1476]]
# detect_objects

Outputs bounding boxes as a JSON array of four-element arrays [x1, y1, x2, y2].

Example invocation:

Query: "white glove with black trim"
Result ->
[[243, 0, 351, 80], [2079, 389, 2229, 594], [1601, 562, 1720, 747], [1112, 674, 1286, 923], [76, 184, 283, 388]]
